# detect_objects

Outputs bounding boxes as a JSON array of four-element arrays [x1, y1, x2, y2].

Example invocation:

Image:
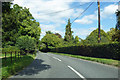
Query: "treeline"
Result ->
[[40, 12, 120, 60], [2, 2, 41, 54]]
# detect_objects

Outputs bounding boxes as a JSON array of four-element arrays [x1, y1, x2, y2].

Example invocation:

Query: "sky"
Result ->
[[13, 0, 118, 40]]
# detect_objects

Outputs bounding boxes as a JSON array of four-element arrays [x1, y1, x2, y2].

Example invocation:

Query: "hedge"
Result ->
[[50, 42, 120, 60]]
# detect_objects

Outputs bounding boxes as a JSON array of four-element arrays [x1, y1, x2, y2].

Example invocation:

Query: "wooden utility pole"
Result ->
[[97, 0, 101, 43]]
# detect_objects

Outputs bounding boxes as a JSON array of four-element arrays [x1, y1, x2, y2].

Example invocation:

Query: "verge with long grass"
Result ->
[[2, 54, 36, 80]]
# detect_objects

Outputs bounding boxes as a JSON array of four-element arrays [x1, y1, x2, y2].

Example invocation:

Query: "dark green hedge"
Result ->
[[50, 43, 120, 60]]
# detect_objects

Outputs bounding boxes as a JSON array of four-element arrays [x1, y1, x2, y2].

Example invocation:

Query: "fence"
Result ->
[[2, 51, 23, 64]]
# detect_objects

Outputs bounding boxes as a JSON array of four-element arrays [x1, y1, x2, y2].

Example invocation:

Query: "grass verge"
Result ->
[[1, 54, 36, 80], [49, 52, 119, 67]]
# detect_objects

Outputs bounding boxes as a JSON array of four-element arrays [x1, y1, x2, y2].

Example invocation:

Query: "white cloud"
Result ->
[[89, 27, 96, 30], [40, 24, 64, 39], [101, 4, 118, 18], [13, 0, 117, 39], [40, 24, 56, 31], [72, 8, 84, 18], [72, 27, 96, 37], [13, 0, 76, 24], [74, 14, 97, 24], [40, 24, 56, 37], [13, 0, 85, 39], [74, 4, 118, 24], [75, 19, 93, 24]]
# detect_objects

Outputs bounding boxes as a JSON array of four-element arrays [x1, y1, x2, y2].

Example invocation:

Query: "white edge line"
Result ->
[[53, 57, 61, 61], [68, 65, 87, 80]]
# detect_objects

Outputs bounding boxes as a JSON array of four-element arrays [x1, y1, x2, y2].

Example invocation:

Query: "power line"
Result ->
[[39, 2, 89, 15], [82, 2, 105, 17], [71, 2, 94, 24]]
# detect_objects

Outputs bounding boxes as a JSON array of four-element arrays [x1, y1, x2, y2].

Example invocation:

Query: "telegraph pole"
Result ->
[[97, 0, 101, 43]]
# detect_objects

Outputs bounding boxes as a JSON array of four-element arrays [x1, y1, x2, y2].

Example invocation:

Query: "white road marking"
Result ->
[[68, 65, 87, 80], [53, 57, 61, 61]]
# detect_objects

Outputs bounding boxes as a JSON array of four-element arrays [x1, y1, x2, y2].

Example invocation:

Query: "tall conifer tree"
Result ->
[[64, 19, 73, 42]]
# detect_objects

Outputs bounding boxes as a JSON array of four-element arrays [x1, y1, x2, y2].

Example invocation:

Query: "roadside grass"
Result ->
[[49, 52, 119, 67], [1, 54, 36, 80]]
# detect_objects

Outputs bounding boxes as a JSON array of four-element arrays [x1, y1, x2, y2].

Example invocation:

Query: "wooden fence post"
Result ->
[[11, 52, 12, 63], [20, 51, 21, 59], [18, 51, 19, 59], [15, 51, 16, 61], [5, 52, 6, 60]]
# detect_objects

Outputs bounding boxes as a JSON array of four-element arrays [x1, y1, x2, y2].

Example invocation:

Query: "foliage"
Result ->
[[112, 10, 120, 42], [2, 3, 41, 48], [2, 46, 20, 52], [50, 42, 120, 60], [16, 35, 36, 54], [2, 2, 12, 13], [46, 31, 53, 34], [64, 19, 74, 42], [116, 10, 120, 30], [112, 30, 120, 42], [41, 34, 63, 51], [107, 28, 116, 41], [55, 33, 62, 38], [83, 29, 110, 44], [74, 36, 80, 44], [39, 43, 47, 51]]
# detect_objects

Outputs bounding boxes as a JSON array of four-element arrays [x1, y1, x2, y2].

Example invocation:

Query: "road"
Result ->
[[9, 52, 119, 80]]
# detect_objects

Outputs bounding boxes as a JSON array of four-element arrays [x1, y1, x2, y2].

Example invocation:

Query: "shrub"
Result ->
[[16, 35, 36, 54]]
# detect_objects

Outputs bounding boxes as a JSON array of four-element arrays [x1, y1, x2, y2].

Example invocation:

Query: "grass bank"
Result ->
[[2, 54, 36, 80], [49, 52, 119, 67]]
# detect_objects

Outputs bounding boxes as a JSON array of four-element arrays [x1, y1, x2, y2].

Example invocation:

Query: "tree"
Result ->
[[41, 34, 63, 51], [116, 10, 120, 30], [74, 36, 80, 44], [2, 2, 12, 13], [107, 28, 115, 41], [112, 30, 120, 42], [84, 29, 110, 44], [112, 10, 120, 42], [16, 35, 36, 54], [64, 19, 73, 42], [2, 3, 41, 48]]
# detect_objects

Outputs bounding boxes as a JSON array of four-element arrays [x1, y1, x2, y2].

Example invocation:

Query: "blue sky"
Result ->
[[13, 0, 118, 39]]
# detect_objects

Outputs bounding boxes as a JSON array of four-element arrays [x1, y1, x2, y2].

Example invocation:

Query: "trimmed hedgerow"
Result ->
[[50, 42, 120, 60]]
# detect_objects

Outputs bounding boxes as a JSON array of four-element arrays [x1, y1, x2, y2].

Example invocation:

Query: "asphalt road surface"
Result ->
[[10, 52, 119, 80]]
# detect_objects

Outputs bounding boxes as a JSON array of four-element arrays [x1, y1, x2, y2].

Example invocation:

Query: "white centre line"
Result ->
[[53, 57, 61, 62], [68, 65, 87, 80]]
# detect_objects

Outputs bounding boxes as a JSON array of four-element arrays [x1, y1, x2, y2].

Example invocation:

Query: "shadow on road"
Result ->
[[15, 59, 51, 76]]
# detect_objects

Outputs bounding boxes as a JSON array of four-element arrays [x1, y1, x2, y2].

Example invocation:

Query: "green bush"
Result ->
[[16, 35, 36, 54], [40, 34, 64, 52], [50, 42, 120, 60]]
